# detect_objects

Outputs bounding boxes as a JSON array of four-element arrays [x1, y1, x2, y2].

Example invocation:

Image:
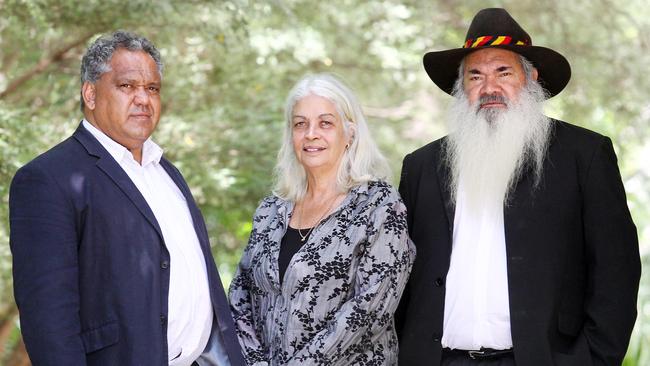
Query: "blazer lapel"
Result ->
[[435, 145, 455, 233], [159, 159, 211, 252], [72, 123, 164, 240], [505, 119, 559, 213]]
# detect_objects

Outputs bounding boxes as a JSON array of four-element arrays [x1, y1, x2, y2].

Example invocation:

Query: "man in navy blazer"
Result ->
[[397, 8, 640, 366], [9, 31, 244, 365]]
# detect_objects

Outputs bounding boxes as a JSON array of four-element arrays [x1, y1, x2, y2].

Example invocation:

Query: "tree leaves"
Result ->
[[1, 1, 649, 364]]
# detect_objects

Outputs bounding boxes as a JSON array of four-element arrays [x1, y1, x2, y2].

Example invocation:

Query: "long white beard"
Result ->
[[443, 80, 552, 213]]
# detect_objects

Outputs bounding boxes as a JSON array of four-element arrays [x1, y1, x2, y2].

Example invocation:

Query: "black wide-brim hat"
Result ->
[[423, 8, 571, 98]]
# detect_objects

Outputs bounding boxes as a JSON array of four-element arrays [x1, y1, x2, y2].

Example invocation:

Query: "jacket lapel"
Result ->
[[158, 159, 224, 289], [505, 119, 559, 212], [72, 123, 164, 240], [435, 142, 455, 233], [159, 159, 210, 251]]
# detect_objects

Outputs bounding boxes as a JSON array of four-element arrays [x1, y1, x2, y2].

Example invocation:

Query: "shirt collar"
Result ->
[[276, 181, 372, 220], [82, 119, 163, 166]]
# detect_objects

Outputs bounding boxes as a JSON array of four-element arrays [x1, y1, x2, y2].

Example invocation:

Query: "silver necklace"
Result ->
[[296, 193, 339, 242]]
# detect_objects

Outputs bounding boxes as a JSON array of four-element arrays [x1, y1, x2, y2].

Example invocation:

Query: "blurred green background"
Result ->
[[1, 0, 648, 365]]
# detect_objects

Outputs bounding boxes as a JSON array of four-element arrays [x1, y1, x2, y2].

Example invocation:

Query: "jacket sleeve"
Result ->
[[9, 164, 87, 365], [229, 211, 270, 366], [286, 192, 416, 365], [581, 137, 640, 365]]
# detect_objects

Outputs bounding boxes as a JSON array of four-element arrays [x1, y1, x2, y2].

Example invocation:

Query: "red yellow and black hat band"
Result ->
[[463, 36, 530, 49]]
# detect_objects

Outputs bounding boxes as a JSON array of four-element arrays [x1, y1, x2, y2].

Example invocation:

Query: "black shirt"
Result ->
[[279, 226, 310, 284]]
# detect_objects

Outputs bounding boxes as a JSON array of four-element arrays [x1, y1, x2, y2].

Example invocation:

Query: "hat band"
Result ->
[[463, 36, 530, 48]]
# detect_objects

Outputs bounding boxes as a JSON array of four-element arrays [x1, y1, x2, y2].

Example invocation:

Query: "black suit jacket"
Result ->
[[396, 120, 640, 366], [10, 123, 245, 366]]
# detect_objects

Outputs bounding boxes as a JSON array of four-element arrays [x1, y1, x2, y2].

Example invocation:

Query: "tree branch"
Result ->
[[0, 31, 97, 99]]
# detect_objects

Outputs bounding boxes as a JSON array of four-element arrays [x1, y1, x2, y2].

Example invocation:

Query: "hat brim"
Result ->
[[423, 45, 571, 98]]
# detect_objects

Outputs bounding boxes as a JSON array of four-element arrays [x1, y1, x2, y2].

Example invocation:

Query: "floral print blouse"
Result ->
[[229, 180, 416, 366]]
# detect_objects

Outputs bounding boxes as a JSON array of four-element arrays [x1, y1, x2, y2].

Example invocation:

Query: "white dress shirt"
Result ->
[[83, 120, 213, 366], [442, 181, 513, 350]]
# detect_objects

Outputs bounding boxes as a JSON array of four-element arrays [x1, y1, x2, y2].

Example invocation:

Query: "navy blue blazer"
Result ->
[[10, 123, 245, 366]]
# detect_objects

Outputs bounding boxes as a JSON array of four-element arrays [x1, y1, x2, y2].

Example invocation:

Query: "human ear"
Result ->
[[531, 67, 539, 81], [347, 122, 356, 146], [82, 82, 97, 110]]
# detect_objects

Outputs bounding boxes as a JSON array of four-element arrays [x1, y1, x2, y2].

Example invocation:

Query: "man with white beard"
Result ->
[[396, 8, 640, 366]]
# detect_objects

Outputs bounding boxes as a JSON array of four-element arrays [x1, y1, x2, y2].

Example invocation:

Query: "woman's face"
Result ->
[[291, 94, 349, 177]]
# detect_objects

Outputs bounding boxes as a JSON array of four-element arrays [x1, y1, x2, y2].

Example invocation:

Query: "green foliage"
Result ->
[[1, 0, 649, 364], [625, 255, 650, 365]]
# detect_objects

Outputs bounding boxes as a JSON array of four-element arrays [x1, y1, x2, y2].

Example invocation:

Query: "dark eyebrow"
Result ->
[[467, 69, 482, 75], [496, 66, 513, 72]]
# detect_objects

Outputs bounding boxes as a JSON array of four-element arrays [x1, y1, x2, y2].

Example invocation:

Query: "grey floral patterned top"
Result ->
[[229, 180, 415, 366]]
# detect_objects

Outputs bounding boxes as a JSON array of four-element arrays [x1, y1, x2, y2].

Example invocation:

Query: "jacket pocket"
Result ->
[[81, 320, 119, 354], [552, 331, 594, 365], [558, 312, 583, 337]]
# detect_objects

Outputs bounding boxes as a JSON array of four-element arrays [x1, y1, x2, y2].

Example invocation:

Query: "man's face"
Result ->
[[463, 48, 536, 111], [82, 48, 161, 154]]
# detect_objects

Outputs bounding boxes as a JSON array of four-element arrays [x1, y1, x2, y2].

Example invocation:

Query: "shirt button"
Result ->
[[434, 277, 444, 287], [161, 261, 169, 269]]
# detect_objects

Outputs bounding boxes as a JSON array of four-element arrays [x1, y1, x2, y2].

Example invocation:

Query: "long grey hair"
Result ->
[[273, 73, 390, 201]]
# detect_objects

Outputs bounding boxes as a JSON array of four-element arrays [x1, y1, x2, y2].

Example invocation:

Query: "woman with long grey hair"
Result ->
[[229, 73, 415, 365]]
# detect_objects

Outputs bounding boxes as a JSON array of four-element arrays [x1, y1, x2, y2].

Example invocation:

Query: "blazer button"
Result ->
[[160, 314, 167, 326], [161, 261, 169, 269], [434, 277, 444, 287], [432, 333, 441, 342]]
